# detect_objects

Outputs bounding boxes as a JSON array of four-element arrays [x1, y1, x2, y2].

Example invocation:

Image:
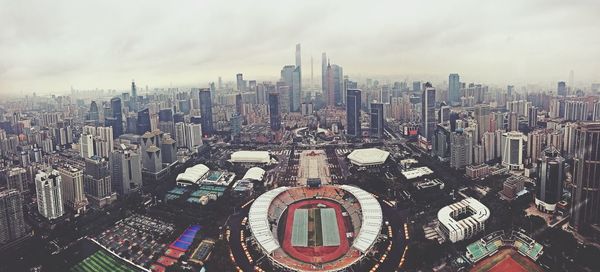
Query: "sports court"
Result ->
[[470, 249, 544, 272]]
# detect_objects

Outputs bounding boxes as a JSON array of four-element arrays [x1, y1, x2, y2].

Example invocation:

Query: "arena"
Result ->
[[248, 185, 383, 271]]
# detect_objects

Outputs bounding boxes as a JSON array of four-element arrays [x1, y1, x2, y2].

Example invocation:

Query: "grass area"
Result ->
[[70, 250, 136, 272]]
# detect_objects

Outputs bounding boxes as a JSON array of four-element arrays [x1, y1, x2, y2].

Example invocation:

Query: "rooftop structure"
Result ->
[[176, 164, 209, 185], [401, 167, 434, 180], [437, 197, 490, 243], [347, 148, 390, 166], [230, 151, 271, 164]]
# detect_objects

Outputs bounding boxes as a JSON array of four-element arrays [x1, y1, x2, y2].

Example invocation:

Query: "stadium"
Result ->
[[248, 185, 383, 271], [466, 230, 544, 272]]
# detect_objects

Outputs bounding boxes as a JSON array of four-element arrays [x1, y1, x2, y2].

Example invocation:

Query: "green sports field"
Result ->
[[70, 250, 137, 272]]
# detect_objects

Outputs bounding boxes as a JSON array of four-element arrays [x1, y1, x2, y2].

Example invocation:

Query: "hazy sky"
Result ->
[[1, 0, 599, 95]]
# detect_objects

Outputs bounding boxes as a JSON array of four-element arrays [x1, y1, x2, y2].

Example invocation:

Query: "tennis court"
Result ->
[[292, 209, 308, 247], [321, 208, 341, 246]]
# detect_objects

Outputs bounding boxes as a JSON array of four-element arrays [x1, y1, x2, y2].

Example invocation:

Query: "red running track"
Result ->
[[489, 256, 526, 272], [282, 199, 349, 264]]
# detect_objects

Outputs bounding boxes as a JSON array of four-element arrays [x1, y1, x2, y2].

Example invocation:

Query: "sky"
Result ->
[[1, 0, 599, 95]]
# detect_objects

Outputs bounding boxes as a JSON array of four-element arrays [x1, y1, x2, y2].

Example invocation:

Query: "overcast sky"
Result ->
[[1, 0, 599, 95]]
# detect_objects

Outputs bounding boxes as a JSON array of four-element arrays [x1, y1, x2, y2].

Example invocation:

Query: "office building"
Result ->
[[450, 131, 472, 169], [570, 122, 600, 232], [268, 92, 281, 131], [158, 108, 175, 136], [528, 106, 538, 128], [136, 108, 151, 135], [84, 156, 115, 208], [199, 88, 214, 135], [448, 73, 460, 106], [35, 169, 64, 220], [236, 73, 245, 92], [346, 89, 361, 137], [110, 97, 123, 137], [421, 87, 436, 141], [536, 146, 565, 213], [110, 148, 142, 196], [502, 131, 524, 170], [80, 125, 114, 158], [1, 167, 26, 193], [0, 189, 27, 244], [370, 103, 384, 138], [564, 100, 588, 121], [557, 81, 567, 96], [130, 81, 137, 112], [58, 166, 87, 214]]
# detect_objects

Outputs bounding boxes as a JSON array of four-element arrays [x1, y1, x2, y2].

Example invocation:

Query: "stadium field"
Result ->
[[70, 250, 136, 272], [470, 249, 544, 272]]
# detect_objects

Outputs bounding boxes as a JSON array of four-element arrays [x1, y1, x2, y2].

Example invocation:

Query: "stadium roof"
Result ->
[[230, 151, 270, 164], [242, 167, 265, 181], [248, 186, 289, 254], [340, 185, 383, 253], [347, 148, 390, 166], [176, 164, 209, 184]]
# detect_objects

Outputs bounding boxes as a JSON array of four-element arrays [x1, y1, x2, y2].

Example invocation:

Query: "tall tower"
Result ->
[[321, 52, 327, 94], [35, 169, 64, 220], [421, 87, 436, 141], [536, 146, 565, 213], [130, 81, 137, 112], [110, 148, 142, 196], [557, 81, 567, 96], [570, 122, 600, 232], [346, 89, 361, 137], [370, 103, 384, 138], [199, 89, 214, 135], [448, 74, 460, 106], [268, 92, 281, 131], [501, 131, 524, 170]]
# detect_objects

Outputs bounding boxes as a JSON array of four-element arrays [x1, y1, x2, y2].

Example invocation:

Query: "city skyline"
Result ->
[[1, 0, 600, 94]]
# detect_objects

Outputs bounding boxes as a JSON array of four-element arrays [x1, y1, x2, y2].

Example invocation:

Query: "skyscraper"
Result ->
[[136, 108, 151, 135], [321, 52, 327, 94], [199, 88, 214, 135], [346, 89, 361, 137], [528, 106, 538, 128], [58, 166, 87, 214], [536, 146, 565, 213], [557, 81, 567, 96], [0, 189, 27, 244], [370, 103, 384, 138], [450, 131, 472, 169], [501, 131, 524, 170], [268, 92, 281, 131], [421, 87, 436, 141], [570, 122, 600, 232], [448, 73, 460, 106], [130, 81, 137, 112], [236, 73, 245, 92], [110, 97, 123, 138], [35, 169, 64, 220], [84, 156, 114, 208], [88, 101, 99, 123], [295, 43, 302, 101], [158, 108, 175, 136], [110, 148, 142, 196], [1, 167, 26, 193]]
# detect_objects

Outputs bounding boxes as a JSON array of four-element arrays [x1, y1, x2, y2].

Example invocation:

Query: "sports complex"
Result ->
[[247, 185, 383, 271]]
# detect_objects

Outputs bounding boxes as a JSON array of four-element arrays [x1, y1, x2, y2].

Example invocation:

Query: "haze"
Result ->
[[1, 0, 599, 94]]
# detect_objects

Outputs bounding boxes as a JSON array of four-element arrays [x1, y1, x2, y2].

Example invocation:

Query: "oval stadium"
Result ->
[[247, 185, 383, 271]]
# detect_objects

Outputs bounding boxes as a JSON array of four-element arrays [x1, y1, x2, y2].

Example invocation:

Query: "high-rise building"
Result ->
[[35, 169, 64, 220], [199, 88, 214, 135], [295, 43, 302, 109], [88, 101, 99, 123], [84, 156, 114, 208], [370, 103, 384, 138], [130, 81, 137, 112], [450, 131, 472, 169], [158, 108, 175, 136], [474, 104, 490, 143], [0, 189, 27, 244], [346, 89, 361, 137], [58, 166, 87, 214], [80, 125, 113, 158], [421, 87, 436, 141], [593, 102, 600, 121], [1, 168, 27, 193], [110, 97, 123, 138], [501, 131, 524, 170], [110, 148, 142, 196], [412, 81, 421, 92], [184, 123, 203, 151], [536, 146, 565, 213], [528, 106, 538, 128], [433, 125, 451, 160], [448, 74, 460, 106], [321, 52, 327, 94], [527, 130, 543, 164], [236, 73, 245, 92], [136, 108, 151, 135], [564, 100, 588, 121], [268, 92, 281, 131], [557, 81, 567, 96], [570, 122, 600, 232]]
